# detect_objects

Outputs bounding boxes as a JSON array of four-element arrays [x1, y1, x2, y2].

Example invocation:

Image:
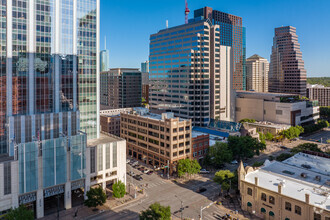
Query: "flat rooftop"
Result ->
[[245, 153, 330, 210], [236, 90, 297, 98], [87, 133, 124, 147], [245, 121, 291, 130], [128, 107, 188, 122]]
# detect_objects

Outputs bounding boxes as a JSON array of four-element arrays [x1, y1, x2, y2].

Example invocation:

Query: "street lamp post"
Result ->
[[200, 202, 214, 220], [175, 195, 183, 220]]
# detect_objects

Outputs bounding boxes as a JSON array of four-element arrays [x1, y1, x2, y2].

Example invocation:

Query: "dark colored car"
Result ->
[[134, 175, 143, 181], [280, 146, 288, 149], [147, 170, 153, 175]]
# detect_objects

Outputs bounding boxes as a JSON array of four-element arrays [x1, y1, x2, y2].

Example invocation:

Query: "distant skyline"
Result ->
[[100, 0, 330, 77]]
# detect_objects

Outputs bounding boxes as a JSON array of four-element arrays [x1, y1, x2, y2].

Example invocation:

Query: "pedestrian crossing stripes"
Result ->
[[144, 180, 166, 188]]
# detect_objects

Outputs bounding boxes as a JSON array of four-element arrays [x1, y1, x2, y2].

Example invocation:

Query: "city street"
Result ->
[[302, 128, 330, 144], [87, 163, 252, 220]]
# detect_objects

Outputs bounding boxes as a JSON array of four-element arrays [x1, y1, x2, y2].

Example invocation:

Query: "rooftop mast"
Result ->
[[185, 0, 190, 24]]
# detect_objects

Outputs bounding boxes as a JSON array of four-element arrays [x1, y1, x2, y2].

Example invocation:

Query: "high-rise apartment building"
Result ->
[[246, 54, 269, 92], [269, 26, 307, 96], [307, 84, 330, 107], [194, 7, 246, 90], [100, 68, 142, 109], [120, 108, 192, 174], [149, 18, 234, 126], [141, 60, 149, 73], [100, 37, 110, 72]]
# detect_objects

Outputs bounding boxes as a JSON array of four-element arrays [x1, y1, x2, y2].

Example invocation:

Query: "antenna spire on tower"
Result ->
[[104, 36, 106, 50], [185, 0, 190, 24]]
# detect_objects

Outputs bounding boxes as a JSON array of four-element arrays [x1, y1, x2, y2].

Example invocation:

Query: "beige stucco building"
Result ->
[[246, 54, 269, 93], [120, 108, 192, 174], [242, 121, 291, 135], [238, 153, 330, 220], [236, 91, 319, 126]]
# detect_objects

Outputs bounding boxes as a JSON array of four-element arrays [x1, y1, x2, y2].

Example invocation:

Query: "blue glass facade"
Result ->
[[19, 142, 38, 194]]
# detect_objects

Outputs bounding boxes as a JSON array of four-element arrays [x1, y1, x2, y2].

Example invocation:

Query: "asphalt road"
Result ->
[[88, 163, 228, 220], [302, 128, 330, 144]]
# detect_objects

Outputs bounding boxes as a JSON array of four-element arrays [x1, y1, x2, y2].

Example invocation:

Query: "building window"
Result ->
[[269, 196, 275, 204], [105, 144, 110, 169], [261, 193, 267, 201], [285, 202, 291, 211], [193, 152, 197, 157], [4, 162, 11, 195], [314, 213, 321, 220], [113, 142, 117, 168], [295, 205, 301, 215], [247, 188, 252, 196], [90, 147, 96, 173], [276, 110, 283, 115]]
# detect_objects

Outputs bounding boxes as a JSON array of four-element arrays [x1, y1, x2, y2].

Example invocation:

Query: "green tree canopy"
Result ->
[[177, 158, 201, 178], [84, 186, 107, 208], [276, 153, 293, 162], [307, 77, 330, 87], [112, 180, 126, 198], [207, 142, 233, 167], [239, 118, 256, 123], [265, 132, 274, 141], [280, 126, 304, 140], [291, 143, 322, 154], [228, 136, 266, 160], [5, 206, 34, 220], [213, 170, 235, 184], [139, 202, 171, 220]]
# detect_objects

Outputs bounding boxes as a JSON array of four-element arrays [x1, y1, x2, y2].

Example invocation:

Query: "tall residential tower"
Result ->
[[269, 26, 307, 96], [246, 54, 269, 92]]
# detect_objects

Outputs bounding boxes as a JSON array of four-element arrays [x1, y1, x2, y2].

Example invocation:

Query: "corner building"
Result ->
[[149, 18, 235, 126], [120, 108, 192, 174], [0, 0, 102, 218]]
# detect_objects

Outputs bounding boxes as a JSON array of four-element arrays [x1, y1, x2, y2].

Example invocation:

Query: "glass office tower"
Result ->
[[0, 0, 99, 218], [194, 7, 246, 90]]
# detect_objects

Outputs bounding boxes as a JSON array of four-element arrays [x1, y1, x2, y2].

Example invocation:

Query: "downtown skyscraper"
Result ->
[[194, 7, 246, 90], [149, 14, 235, 127], [269, 26, 307, 96], [0, 0, 99, 218]]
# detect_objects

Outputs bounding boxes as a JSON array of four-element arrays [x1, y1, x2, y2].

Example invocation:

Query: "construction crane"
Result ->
[[185, 0, 190, 24]]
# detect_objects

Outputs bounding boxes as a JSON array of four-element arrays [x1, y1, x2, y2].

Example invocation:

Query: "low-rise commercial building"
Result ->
[[120, 108, 192, 174], [191, 132, 209, 162], [238, 152, 330, 220], [100, 108, 132, 137], [307, 84, 330, 107], [242, 121, 291, 135], [236, 91, 319, 126]]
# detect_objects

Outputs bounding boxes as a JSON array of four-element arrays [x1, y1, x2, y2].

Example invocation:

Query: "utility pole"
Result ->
[[167, 160, 169, 179], [175, 195, 184, 220], [200, 202, 214, 220]]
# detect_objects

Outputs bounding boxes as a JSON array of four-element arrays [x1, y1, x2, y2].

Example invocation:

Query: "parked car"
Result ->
[[196, 187, 207, 193], [138, 167, 145, 171], [147, 170, 153, 175], [132, 161, 139, 166], [231, 160, 238, 164], [199, 169, 210, 174], [134, 175, 143, 181], [127, 171, 135, 176], [126, 159, 130, 164], [280, 146, 288, 149], [143, 169, 150, 174]]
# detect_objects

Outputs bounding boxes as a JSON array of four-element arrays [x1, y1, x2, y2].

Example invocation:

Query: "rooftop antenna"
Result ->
[[104, 36, 106, 50], [185, 0, 190, 24], [166, 20, 168, 29]]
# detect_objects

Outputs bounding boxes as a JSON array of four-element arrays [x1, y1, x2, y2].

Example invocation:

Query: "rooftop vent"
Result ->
[[315, 175, 321, 182], [282, 170, 295, 175], [300, 173, 307, 178]]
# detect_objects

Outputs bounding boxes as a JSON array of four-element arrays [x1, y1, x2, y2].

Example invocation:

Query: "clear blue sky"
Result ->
[[100, 0, 330, 77]]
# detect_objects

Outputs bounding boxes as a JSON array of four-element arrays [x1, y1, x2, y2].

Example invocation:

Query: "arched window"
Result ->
[[269, 196, 275, 204], [247, 202, 252, 207], [285, 202, 291, 211], [261, 208, 266, 213], [261, 193, 267, 201], [269, 211, 275, 217], [285, 218, 290, 220], [247, 187, 252, 196]]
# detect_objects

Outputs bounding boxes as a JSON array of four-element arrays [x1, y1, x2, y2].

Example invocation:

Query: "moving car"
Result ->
[[231, 160, 238, 164], [196, 187, 207, 193], [134, 175, 143, 181], [147, 170, 153, 175], [143, 169, 150, 174]]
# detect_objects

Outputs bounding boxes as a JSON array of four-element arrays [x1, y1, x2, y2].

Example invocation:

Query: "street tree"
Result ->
[[177, 158, 201, 178], [228, 136, 266, 160], [280, 126, 304, 140], [291, 143, 322, 154], [207, 142, 232, 168], [5, 206, 34, 220], [213, 170, 235, 193], [112, 180, 126, 198], [265, 132, 274, 141], [84, 186, 107, 208], [139, 202, 171, 220]]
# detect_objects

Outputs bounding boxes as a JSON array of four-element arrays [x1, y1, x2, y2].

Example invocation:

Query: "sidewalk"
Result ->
[[39, 190, 145, 220]]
